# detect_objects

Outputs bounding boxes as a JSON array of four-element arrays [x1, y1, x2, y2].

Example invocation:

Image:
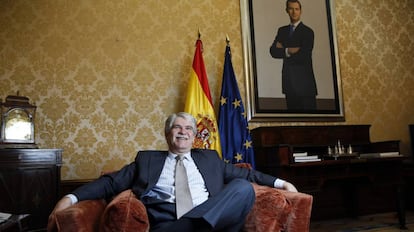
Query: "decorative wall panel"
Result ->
[[0, 0, 413, 180]]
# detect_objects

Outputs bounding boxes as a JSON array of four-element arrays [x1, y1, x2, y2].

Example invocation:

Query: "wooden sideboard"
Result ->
[[0, 149, 62, 230], [251, 125, 406, 228]]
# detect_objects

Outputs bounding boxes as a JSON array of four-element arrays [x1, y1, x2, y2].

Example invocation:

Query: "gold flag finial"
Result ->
[[226, 34, 230, 46], [198, 28, 201, 39]]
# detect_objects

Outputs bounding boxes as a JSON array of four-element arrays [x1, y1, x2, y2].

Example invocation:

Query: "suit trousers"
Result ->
[[286, 93, 317, 110], [147, 178, 255, 232]]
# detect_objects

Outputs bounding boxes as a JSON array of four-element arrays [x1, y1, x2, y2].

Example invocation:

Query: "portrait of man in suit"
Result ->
[[269, 0, 318, 111]]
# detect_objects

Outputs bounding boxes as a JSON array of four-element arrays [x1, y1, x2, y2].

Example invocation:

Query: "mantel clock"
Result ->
[[0, 93, 37, 148]]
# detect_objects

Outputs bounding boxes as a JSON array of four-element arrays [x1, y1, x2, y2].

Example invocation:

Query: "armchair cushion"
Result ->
[[100, 189, 149, 232]]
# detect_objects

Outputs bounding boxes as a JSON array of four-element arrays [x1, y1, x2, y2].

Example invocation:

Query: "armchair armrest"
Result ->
[[100, 189, 149, 232], [48, 190, 150, 232], [244, 184, 313, 232], [48, 199, 107, 232], [234, 162, 313, 232], [283, 190, 313, 232]]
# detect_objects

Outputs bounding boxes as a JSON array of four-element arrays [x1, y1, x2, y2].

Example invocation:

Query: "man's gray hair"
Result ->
[[164, 112, 197, 136]]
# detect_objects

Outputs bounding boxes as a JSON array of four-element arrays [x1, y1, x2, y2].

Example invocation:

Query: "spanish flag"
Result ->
[[184, 39, 222, 158]]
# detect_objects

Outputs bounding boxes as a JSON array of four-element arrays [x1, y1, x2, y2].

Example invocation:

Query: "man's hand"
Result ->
[[52, 196, 73, 213], [276, 42, 283, 48], [47, 197, 73, 231], [283, 181, 298, 192], [287, 47, 300, 55]]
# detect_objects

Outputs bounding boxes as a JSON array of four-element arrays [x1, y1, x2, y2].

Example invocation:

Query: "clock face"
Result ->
[[4, 108, 34, 142]]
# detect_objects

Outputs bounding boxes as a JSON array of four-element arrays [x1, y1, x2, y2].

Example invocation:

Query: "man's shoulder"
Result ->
[[138, 150, 168, 154], [191, 148, 219, 156], [136, 150, 168, 158], [298, 22, 314, 32], [278, 24, 290, 31], [190, 149, 222, 161]]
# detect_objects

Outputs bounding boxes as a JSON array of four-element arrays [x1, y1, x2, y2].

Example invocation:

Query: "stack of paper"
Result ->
[[293, 153, 321, 162]]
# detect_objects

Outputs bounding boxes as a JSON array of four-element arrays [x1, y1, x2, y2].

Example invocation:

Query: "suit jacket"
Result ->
[[270, 22, 318, 97], [73, 149, 277, 202]]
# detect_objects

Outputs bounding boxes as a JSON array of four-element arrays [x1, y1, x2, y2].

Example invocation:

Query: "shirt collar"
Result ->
[[168, 151, 191, 160], [291, 21, 301, 28]]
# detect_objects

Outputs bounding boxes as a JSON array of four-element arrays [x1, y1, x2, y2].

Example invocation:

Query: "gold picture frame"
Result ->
[[240, 0, 344, 122]]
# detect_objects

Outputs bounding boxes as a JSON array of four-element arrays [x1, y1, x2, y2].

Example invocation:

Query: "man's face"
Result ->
[[167, 117, 195, 154], [286, 2, 301, 23]]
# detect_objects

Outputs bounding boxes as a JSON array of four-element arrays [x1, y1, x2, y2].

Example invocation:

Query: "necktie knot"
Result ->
[[176, 155, 184, 162]]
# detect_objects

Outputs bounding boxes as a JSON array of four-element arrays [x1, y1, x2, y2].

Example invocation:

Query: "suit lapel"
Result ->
[[287, 22, 302, 39], [192, 150, 207, 173], [191, 150, 216, 194], [147, 151, 168, 189]]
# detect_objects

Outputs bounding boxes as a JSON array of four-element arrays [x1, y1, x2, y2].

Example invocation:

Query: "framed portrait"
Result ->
[[240, 0, 344, 122]]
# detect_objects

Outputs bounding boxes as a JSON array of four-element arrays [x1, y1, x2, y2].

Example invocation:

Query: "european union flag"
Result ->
[[218, 44, 255, 169]]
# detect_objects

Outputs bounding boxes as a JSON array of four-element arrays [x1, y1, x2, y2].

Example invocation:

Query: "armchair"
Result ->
[[48, 164, 313, 232]]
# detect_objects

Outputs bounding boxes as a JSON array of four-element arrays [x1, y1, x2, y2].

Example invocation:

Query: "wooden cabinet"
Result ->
[[251, 125, 406, 227], [0, 149, 62, 230], [251, 125, 401, 168]]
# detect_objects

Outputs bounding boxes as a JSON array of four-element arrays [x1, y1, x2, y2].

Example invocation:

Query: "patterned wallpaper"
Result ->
[[0, 0, 413, 180]]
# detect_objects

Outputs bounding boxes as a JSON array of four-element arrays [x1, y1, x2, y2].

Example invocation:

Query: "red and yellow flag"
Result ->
[[184, 39, 222, 158]]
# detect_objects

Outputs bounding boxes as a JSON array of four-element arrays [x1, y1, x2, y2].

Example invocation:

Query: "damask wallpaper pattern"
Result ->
[[0, 0, 413, 180]]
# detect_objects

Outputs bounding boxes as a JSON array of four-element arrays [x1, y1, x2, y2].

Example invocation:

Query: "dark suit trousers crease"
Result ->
[[147, 178, 255, 232]]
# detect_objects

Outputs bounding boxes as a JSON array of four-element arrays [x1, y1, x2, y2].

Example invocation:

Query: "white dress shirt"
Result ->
[[145, 151, 209, 207], [66, 152, 286, 204]]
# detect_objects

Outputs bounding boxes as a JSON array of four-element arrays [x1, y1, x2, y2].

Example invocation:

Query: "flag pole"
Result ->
[[197, 29, 203, 51], [226, 34, 230, 46]]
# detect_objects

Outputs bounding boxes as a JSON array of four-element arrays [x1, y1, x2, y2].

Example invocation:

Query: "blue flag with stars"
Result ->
[[218, 44, 255, 168]]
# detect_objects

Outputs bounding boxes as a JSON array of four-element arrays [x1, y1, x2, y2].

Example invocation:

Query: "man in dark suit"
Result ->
[[50, 112, 298, 232], [270, 0, 318, 111]]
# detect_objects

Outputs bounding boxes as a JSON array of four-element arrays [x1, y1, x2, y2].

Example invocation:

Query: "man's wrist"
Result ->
[[65, 194, 78, 205], [285, 48, 291, 57], [274, 178, 286, 189]]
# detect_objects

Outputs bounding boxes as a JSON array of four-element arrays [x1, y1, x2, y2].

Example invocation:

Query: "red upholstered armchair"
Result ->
[[48, 163, 313, 232]]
